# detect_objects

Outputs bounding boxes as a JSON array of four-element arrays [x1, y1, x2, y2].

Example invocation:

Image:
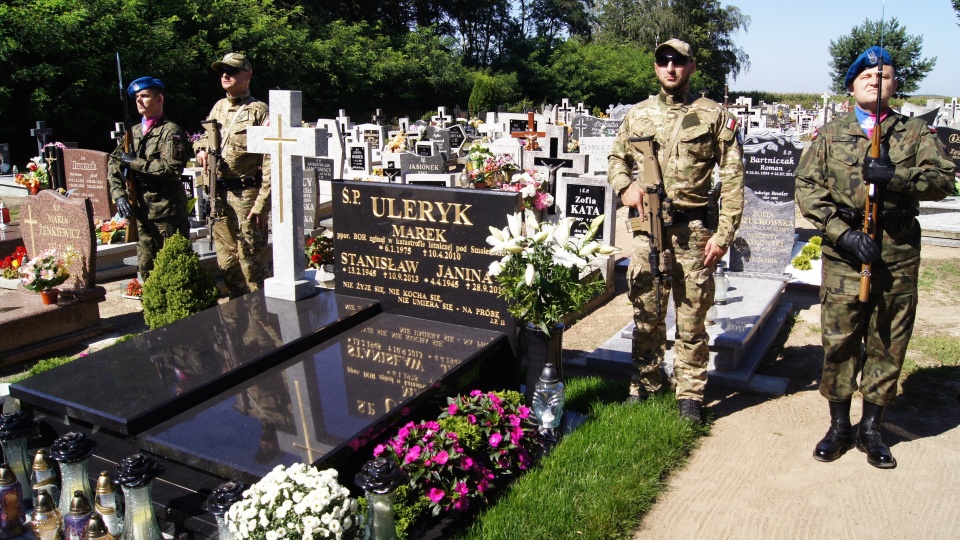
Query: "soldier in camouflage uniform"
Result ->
[[796, 46, 954, 469], [195, 53, 271, 299], [109, 76, 190, 281], [608, 39, 744, 423]]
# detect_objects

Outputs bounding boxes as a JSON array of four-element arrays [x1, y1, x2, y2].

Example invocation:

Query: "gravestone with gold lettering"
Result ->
[[62, 149, 113, 221], [729, 187, 794, 278], [0, 190, 105, 363]]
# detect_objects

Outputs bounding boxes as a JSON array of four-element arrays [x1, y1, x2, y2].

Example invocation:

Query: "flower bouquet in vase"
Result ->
[[487, 212, 619, 402], [19, 247, 78, 304], [499, 169, 554, 219], [465, 141, 517, 188], [14, 157, 50, 194]]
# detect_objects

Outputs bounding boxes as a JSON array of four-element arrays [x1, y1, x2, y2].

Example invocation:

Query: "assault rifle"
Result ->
[[625, 135, 674, 319], [116, 53, 139, 243], [200, 119, 223, 249]]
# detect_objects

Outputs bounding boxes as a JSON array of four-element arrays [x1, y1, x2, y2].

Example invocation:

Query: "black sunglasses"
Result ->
[[655, 55, 690, 67], [221, 66, 240, 76]]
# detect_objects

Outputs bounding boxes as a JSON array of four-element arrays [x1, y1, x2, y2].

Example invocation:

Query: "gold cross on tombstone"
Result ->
[[292, 379, 325, 464], [263, 114, 298, 224], [510, 112, 546, 150], [22, 206, 38, 256]]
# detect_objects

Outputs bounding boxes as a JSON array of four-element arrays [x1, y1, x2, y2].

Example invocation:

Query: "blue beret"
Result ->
[[844, 46, 893, 88], [127, 76, 165, 97]]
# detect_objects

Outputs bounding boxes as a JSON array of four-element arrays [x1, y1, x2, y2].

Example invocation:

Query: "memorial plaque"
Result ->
[[742, 131, 803, 204], [936, 126, 960, 169], [349, 146, 366, 171], [564, 183, 607, 240], [425, 126, 452, 155], [509, 119, 527, 133], [569, 116, 622, 140], [448, 124, 466, 151], [399, 153, 445, 178], [415, 142, 433, 156], [9, 291, 380, 435], [19, 189, 97, 287], [139, 313, 512, 482], [579, 136, 615, 174], [729, 187, 795, 276], [333, 180, 520, 334], [62, 148, 113, 221]]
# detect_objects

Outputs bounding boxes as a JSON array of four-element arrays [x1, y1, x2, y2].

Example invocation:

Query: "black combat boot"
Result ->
[[677, 399, 701, 424], [812, 399, 853, 462], [856, 400, 897, 469]]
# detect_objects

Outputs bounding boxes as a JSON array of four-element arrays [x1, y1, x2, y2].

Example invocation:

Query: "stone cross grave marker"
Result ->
[[62, 149, 113, 221], [431, 106, 453, 128], [510, 112, 546, 151], [248, 90, 323, 301], [522, 129, 587, 213], [557, 98, 574, 124]]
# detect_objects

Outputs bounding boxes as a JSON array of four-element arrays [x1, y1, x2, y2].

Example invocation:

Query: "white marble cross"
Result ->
[[431, 106, 452, 127], [248, 90, 323, 302]]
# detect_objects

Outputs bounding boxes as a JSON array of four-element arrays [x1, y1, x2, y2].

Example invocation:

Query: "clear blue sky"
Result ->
[[721, 0, 958, 96]]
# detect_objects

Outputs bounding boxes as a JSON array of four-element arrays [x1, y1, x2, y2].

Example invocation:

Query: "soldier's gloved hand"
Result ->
[[119, 152, 137, 169], [115, 196, 133, 219], [837, 229, 880, 264], [863, 154, 895, 187]]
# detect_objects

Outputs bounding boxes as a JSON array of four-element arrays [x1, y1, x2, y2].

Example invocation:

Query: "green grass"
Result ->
[[454, 376, 704, 540], [918, 258, 960, 293], [899, 334, 960, 409]]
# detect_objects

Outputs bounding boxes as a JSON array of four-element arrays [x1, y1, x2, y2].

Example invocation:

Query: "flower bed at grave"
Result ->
[[95, 217, 129, 245], [371, 390, 542, 536], [0, 246, 27, 279]]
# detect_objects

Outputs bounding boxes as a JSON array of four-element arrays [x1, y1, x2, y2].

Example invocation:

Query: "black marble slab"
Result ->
[[11, 290, 380, 436], [140, 313, 515, 485]]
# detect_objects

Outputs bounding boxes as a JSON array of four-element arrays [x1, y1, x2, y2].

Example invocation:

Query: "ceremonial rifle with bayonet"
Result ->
[[116, 53, 139, 242], [625, 136, 675, 319], [200, 119, 224, 249], [859, 11, 887, 303]]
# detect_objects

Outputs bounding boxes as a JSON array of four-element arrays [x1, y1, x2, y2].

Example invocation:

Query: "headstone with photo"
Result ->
[[62, 149, 114, 221], [247, 89, 323, 301]]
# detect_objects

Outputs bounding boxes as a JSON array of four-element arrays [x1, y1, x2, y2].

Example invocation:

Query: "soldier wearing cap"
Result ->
[[796, 46, 954, 468], [608, 38, 745, 423], [194, 52, 271, 298], [108, 76, 190, 281]]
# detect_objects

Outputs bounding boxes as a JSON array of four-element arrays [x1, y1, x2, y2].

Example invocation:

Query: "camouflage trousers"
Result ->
[[819, 253, 919, 406], [137, 215, 189, 281], [213, 187, 270, 299], [628, 219, 714, 401]]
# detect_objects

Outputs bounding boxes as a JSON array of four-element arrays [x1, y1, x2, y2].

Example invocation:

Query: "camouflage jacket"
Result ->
[[193, 91, 272, 214], [108, 117, 189, 220], [795, 110, 955, 262], [608, 91, 745, 248]]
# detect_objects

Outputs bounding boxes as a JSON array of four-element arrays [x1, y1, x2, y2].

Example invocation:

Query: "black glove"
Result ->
[[863, 153, 895, 187], [119, 152, 137, 169], [115, 196, 133, 219], [837, 229, 880, 264]]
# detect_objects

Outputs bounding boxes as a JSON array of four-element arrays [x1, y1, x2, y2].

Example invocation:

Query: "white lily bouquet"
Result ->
[[227, 463, 364, 540], [487, 212, 620, 334]]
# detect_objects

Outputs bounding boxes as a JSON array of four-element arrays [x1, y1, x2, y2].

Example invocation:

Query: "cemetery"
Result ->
[[0, 86, 959, 539]]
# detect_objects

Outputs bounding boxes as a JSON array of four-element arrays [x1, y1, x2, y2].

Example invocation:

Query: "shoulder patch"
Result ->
[[719, 113, 737, 143], [172, 133, 181, 141], [929, 126, 938, 134]]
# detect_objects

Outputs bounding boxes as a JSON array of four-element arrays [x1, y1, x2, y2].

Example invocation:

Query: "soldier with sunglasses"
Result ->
[[194, 52, 272, 299], [608, 39, 745, 423]]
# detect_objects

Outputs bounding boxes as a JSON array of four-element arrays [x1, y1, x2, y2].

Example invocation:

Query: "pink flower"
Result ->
[[470, 389, 482, 397], [463, 456, 474, 468], [455, 482, 468, 496], [468, 414, 477, 424], [489, 433, 503, 447], [448, 402, 458, 415], [427, 488, 445, 503], [510, 428, 522, 445], [518, 405, 531, 419], [435, 450, 449, 465], [509, 414, 520, 427], [404, 445, 421, 463]]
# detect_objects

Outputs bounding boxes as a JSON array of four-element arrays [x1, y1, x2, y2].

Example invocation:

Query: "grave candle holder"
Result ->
[[354, 457, 408, 540], [30, 491, 63, 540], [85, 512, 113, 540], [32, 448, 60, 509], [116, 453, 164, 540], [207, 481, 247, 540], [532, 363, 565, 443], [49, 432, 97, 518], [95, 470, 123, 536], [0, 463, 24, 538], [715, 261, 729, 305], [64, 490, 93, 540], [0, 410, 37, 506]]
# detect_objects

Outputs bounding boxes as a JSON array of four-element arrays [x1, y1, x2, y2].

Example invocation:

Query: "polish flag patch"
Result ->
[[726, 117, 737, 131]]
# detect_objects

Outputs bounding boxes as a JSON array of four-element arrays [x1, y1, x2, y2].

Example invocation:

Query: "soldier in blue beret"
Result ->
[[108, 76, 191, 282], [796, 46, 955, 469]]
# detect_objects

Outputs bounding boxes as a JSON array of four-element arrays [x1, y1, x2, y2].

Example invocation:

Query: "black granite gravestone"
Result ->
[[332, 180, 519, 336], [565, 183, 607, 239], [349, 146, 366, 171], [398, 153, 445, 180], [742, 132, 803, 204], [729, 187, 795, 277], [140, 313, 513, 485], [936, 126, 960, 169], [11, 291, 380, 435]]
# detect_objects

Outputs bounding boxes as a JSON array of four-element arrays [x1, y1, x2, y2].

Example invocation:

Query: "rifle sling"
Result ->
[[658, 105, 689, 176], [220, 102, 250, 153]]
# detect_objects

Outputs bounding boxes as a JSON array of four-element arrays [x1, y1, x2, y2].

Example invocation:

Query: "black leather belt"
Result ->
[[217, 176, 262, 190], [837, 207, 919, 231], [672, 207, 708, 223]]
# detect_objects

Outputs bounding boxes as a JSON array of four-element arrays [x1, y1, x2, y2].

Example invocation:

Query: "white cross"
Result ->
[[557, 98, 574, 124], [431, 106, 452, 127], [248, 90, 323, 302], [336, 109, 352, 137]]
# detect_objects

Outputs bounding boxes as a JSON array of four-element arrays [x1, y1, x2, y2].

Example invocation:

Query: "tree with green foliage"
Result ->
[[141, 234, 218, 330], [828, 18, 935, 95], [539, 38, 659, 106], [469, 72, 520, 113], [592, 0, 750, 97]]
